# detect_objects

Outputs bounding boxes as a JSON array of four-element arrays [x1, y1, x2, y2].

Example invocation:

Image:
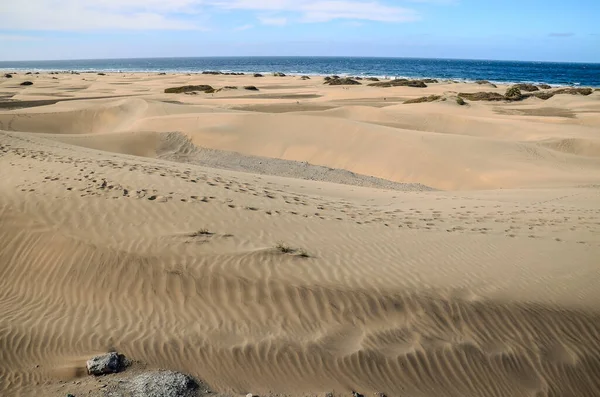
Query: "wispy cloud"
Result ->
[[549, 32, 574, 37], [258, 16, 288, 26], [0, 34, 43, 41], [234, 24, 254, 31], [0, 0, 425, 30]]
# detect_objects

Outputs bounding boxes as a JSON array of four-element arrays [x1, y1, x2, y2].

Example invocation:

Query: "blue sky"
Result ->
[[0, 0, 598, 62]]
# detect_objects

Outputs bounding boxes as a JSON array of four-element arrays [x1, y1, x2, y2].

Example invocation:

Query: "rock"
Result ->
[[67, 394, 75, 397], [368, 79, 427, 88], [20, 81, 34, 86], [158, 72, 167, 75], [253, 73, 264, 77], [456, 97, 467, 106], [273, 72, 286, 77], [366, 77, 380, 81], [86, 352, 126, 375], [332, 75, 340, 79], [505, 86, 523, 100], [324, 76, 332, 81], [553, 87, 593, 96], [404, 95, 441, 104], [244, 85, 259, 91], [25, 72, 32, 75], [538, 84, 552, 89], [514, 83, 539, 92], [354, 77, 363, 80], [202, 71, 222, 75], [246, 393, 254, 397], [97, 73, 106, 76], [122, 371, 204, 397], [300, 76, 311, 80], [475, 80, 497, 88], [3, 73, 12, 78], [324, 78, 361, 86], [420, 78, 439, 84], [164, 85, 214, 94]]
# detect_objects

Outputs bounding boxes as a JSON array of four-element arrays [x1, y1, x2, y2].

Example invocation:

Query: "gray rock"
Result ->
[[86, 352, 124, 375], [123, 371, 203, 397]]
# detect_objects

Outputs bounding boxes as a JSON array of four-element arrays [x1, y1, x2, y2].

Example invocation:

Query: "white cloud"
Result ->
[[234, 24, 255, 31], [258, 16, 288, 26], [0, 0, 428, 31], [215, 1, 418, 23]]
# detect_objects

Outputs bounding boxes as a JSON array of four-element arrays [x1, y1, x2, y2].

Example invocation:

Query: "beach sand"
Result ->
[[1, 72, 600, 397]]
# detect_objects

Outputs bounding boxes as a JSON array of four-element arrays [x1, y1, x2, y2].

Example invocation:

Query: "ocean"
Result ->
[[1, 57, 599, 87]]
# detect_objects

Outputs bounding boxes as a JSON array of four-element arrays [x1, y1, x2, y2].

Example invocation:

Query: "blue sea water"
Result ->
[[1, 57, 599, 87]]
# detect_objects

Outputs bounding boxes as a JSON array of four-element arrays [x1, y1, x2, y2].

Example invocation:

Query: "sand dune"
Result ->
[[1, 73, 600, 397]]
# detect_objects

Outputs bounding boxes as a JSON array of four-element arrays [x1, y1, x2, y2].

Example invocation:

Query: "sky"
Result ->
[[0, 0, 598, 62]]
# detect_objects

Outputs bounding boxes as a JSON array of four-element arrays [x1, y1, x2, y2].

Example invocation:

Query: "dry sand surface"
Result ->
[[1, 72, 600, 397]]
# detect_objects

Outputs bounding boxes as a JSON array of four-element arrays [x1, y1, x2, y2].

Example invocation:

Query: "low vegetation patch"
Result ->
[[324, 77, 362, 86], [368, 79, 427, 88], [404, 95, 441, 104], [505, 86, 523, 100], [514, 83, 539, 92], [164, 85, 214, 94], [458, 92, 505, 101], [189, 228, 213, 237], [275, 242, 311, 258], [538, 84, 552, 89], [553, 87, 593, 96], [475, 80, 497, 88], [528, 91, 555, 100], [244, 85, 259, 91], [456, 97, 467, 106]]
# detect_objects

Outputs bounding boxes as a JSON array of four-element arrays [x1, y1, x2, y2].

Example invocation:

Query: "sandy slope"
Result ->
[[1, 72, 600, 397]]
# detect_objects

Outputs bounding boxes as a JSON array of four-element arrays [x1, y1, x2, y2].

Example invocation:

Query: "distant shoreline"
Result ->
[[2, 57, 599, 87]]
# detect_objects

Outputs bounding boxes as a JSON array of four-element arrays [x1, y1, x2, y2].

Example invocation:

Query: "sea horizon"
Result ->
[[2, 56, 600, 87]]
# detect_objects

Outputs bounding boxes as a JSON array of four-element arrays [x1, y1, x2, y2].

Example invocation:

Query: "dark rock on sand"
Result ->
[[244, 85, 259, 91], [324, 76, 332, 81], [420, 78, 439, 84], [253, 73, 264, 77], [164, 85, 214, 94], [538, 84, 552, 89], [366, 77, 380, 81], [354, 77, 363, 80], [3, 73, 12, 78], [97, 73, 106, 76], [202, 71, 222, 75], [273, 72, 286, 77], [20, 81, 34, 86], [404, 95, 442, 104], [505, 86, 523, 100], [116, 371, 207, 397], [456, 97, 467, 106], [369, 79, 427, 88], [86, 352, 127, 375], [158, 72, 167, 75], [458, 92, 505, 101], [332, 75, 340, 79], [324, 78, 361, 86], [25, 72, 32, 75], [300, 76, 311, 80], [553, 87, 593, 96]]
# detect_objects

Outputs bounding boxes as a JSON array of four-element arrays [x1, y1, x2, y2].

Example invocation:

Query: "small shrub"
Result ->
[[404, 95, 441, 104], [275, 241, 295, 254], [505, 86, 522, 99], [190, 228, 212, 237]]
